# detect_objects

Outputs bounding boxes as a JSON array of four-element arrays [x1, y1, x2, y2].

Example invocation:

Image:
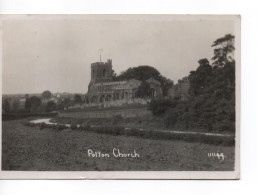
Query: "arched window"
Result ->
[[100, 95, 105, 103], [85, 97, 89, 104], [150, 88, 156, 98], [103, 69, 107, 77], [91, 96, 97, 103], [93, 70, 96, 78], [124, 92, 129, 99], [105, 95, 111, 102], [115, 93, 119, 100], [121, 92, 124, 99]]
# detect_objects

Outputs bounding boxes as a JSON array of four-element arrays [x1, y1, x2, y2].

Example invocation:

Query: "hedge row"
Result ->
[[22, 121, 234, 146], [3, 112, 58, 121]]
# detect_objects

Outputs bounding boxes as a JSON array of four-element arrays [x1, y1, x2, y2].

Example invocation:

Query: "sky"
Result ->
[[2, 15, 235, 94]]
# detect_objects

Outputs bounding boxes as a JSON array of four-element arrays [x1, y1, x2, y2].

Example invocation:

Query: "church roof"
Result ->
[[93, 79, 141, 90], [146, 78, 161, 86]]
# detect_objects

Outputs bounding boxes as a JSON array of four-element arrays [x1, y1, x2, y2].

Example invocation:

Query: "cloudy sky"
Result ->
[[2, 15, 235, 94]]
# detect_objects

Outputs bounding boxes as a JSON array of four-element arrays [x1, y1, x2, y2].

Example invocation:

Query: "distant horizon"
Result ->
[[2, 61, 197, 95], [2, 15, 235, 94], [2, 91, 84, 96]]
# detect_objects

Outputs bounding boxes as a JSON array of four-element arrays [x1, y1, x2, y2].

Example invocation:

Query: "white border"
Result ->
[[0, 14, 240, 180], [1, 0, 257, 194]]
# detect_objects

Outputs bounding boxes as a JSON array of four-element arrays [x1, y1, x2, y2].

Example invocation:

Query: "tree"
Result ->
[[30, 96, 42, 112], [74, 94, 83, 104], [112, 70, 118, 81], [211, 34, 235, 67], [25, 98, 31, 113], [135, 81, 151, 98], [149, 99, 177, 116], [45, 101, 57, 112], [42, 90, 52, 99], [161, 77, 174, 96], [116, 66, 161, 81], [57, 100, 64, 110], [2, 99, 10, 113], [114, 65, 173, 97], [11, 99, 20, 113], [159, 34, 236, 132], [25, 96, 42, 113], [211, 34, 235, 89], [189, 58, 213, 96], [63, 98, 71, 109]]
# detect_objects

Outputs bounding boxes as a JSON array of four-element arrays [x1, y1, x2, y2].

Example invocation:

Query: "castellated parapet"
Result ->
[[90, 59, 113, 83]]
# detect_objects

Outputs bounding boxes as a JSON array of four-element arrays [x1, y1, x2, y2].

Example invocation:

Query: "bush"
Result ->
[[23, 121, 31, 127], [164, 109, 181, 128], [108, 126, 125, 135], [39, 122, 46, 130], [56, 124, 66, 131], [45, 124, 53, 129], [149, 99, 177, 116], [216, 121, 235, 133], [79, 125, 91, 131], [70, 124, 78, 130], [50, 124, 57, 130]]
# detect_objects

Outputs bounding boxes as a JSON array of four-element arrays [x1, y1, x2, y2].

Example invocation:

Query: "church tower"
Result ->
[[88, 59, 113, 93], [90, 59, 113, 83]]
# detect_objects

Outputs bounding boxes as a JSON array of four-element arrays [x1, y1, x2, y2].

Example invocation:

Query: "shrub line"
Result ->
[[22, 120, 235, 146]]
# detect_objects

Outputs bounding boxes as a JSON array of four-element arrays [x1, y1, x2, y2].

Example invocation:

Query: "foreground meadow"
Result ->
[[2, 120, 234, 171]]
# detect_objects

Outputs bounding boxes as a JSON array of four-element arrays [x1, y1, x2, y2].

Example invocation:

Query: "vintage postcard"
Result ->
[[0, 15, 240, 179]]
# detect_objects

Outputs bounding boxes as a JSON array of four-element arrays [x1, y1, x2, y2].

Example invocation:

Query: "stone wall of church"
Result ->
[[86, 79, 142, 105], [82, 98, 150, 108]]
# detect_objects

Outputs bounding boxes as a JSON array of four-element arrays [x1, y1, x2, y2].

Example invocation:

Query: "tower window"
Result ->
[[93, 70, 96, 78], [103, 69, 107, 77]]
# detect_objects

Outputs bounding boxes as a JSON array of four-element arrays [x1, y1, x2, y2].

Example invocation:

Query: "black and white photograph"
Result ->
[[0, 15, 240, 179]]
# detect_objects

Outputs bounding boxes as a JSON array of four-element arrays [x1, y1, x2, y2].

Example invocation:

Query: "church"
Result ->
[[85, 59, 163, 106]]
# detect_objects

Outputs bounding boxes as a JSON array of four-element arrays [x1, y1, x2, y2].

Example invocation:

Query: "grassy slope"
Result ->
[[51, 116, 167, 130], [2, 120, 234, 171]]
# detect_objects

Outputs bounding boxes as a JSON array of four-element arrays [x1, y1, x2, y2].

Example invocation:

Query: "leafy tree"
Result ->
[[45, 101, 57, 112], [11, 99, 20, 112], [189, 58, 213, 96], [57, 100, 64, 110], [25, 98, 31, 113], [211, 34, 235, 67], [25, 96, 42, 113], [211, 34, 235, 90], [2, 99, 11, 113], [161, 77, 174, 96], [63, 98, 71, 109], [112, 70, 118, 81], [115, 65, 173, 96], [30, 96, 42, 112], [151, 34, 236, 133], [42, 90, 52, 99], [135, 81, 151, 98], [149, 99, 177, 116], [116, 66, 161, 81], [74, 94, 83, 104]]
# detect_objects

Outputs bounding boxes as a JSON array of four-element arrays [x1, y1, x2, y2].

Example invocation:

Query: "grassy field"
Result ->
[[2, 120, 235, 171]]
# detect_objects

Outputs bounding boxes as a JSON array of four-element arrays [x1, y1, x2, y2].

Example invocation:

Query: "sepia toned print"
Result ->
[[0, 15, 240, 179]]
